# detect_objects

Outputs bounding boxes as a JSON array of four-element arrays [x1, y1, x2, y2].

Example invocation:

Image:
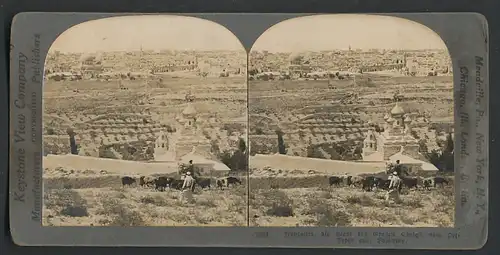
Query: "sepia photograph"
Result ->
[[42, 15, 248, 227], [248, 14, 455, 227]]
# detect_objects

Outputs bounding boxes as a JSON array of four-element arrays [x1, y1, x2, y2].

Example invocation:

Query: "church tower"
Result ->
[[362, 103, 419, 161], [179, 102, 197, 134], [174, 93, 212, 161], [380, 103, 419, 160], [386, 103, 405, 136]]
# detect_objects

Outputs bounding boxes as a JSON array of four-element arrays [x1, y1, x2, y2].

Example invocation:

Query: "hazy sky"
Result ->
[[49, 15, 244, 53], [251, 14, 448, 52]]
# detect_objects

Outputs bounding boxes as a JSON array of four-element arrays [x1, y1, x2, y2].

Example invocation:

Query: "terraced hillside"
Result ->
[[43, 75, 247, 161], [249, 75, 454, 158]]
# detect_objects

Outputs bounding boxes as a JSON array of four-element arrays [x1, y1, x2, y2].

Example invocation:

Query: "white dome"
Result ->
[[288, 53, 303, 62], [182, 103, 197, 117], [79, 53, 95, 62], [390, 103, 405, 115]]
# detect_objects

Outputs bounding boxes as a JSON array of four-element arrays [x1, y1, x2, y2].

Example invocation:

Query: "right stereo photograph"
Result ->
[[247, 14, 455, 227]]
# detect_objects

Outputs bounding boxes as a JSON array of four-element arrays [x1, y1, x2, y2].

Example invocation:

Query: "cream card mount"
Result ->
[[9, 12, 488, 249]]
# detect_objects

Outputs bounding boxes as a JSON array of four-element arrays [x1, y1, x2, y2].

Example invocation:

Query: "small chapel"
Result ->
[[154, 96, 212, 161], [361, 103, 438, 173], [173, 101, 212, 161], [362, 103, 420, 161], [152, 94, 229, 173]]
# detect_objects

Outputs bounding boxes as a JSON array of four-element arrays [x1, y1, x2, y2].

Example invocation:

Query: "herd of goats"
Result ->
[[118, 172, 452, 194], [328, 174, 452, 192], [120, 175, 243, 192]]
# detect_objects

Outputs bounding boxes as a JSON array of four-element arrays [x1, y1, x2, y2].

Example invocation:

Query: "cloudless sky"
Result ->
[[251, 14, 448, 52], [49, 15, 244, 53]]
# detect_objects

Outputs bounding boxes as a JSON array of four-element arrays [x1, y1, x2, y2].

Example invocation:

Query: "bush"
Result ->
[[45, 189, 89, 217], [46, 127, 56, 135], [139, 195, 169, 207], [97, 197, 145, 226], [266, 205, 293, 217], [315, 206, 350, 227], [425, 132, 454, 172], [346, 194, 375, 206], [276, 130, 287, 155], [401, 196, 424, 208], [218, 139, 248, 171], [108, 210, 145, 226], [60, 206, 88, 217], [196, 197, 217, 208], [305, 197, 351, 226], [259, 190, 294, 217]]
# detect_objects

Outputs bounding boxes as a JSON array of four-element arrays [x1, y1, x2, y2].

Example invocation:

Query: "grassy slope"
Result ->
[[43, 185, 247, 227], [250, 186, 454, 227], [43, 180, 453, 227]]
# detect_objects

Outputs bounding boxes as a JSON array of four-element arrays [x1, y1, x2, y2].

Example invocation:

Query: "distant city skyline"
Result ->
[[49, 15, 244, 53], [251, 14, 448, 52], [249, 48, 447, 53]]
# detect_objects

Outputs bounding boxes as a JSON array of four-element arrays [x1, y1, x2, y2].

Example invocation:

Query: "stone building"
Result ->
[[288, 53, 312, 77], [153, 95, 212, 162], [78, 53, 104, 77], [362, 103, 420, 161], [174, 101, 212, 160], [152, 95, 230, 173], [152, 58, 198, 73]]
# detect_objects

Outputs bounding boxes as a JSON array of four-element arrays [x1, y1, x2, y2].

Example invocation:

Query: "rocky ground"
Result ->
[[249, 185, 454, 227], [43, 185, 247, 227]]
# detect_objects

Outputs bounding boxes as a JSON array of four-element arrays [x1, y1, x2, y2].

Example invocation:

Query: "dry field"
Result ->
[[43, 184, 248, 227], [42, 165, 248, 226], [246, 167, 454, 227], [249, 185, 454, 227], [248, 75, 453, 118], [43, 169, 454, 227]]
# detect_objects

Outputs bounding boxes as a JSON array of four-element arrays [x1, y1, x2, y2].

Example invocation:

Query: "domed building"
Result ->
[[153, 94, 228, 173], [288, 53, 304, 66], [78, 53, 104, 77], [362, 103, 420, 161], [361, 103, 438, 173], [154, 101, 211, 160], [288, 52, 312, 77], [174, 101, 212, 161]]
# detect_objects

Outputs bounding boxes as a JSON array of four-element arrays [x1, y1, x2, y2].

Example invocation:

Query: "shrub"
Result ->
[[276, 130, 287, 155], [305, 197, 351, 227], [46, 127, 56, 135], [196, 197, 217, 208], [97, 197, 145, 226], [315, 206, 350, 227], [108, 209, 145, 226], [318, 190, 333, 199], [60, 206, 88, 217], [401, 196, 424, 208], [255, 128, 264, 135], [266, 205, 293, 217], [139, 195, 169, 207], [259, 190, 294, 217], [45, 189, 89, 217], [346, 194, 374, 206]]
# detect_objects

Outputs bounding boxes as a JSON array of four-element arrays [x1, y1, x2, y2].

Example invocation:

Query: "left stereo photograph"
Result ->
[[40, 15, 249, 227]]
